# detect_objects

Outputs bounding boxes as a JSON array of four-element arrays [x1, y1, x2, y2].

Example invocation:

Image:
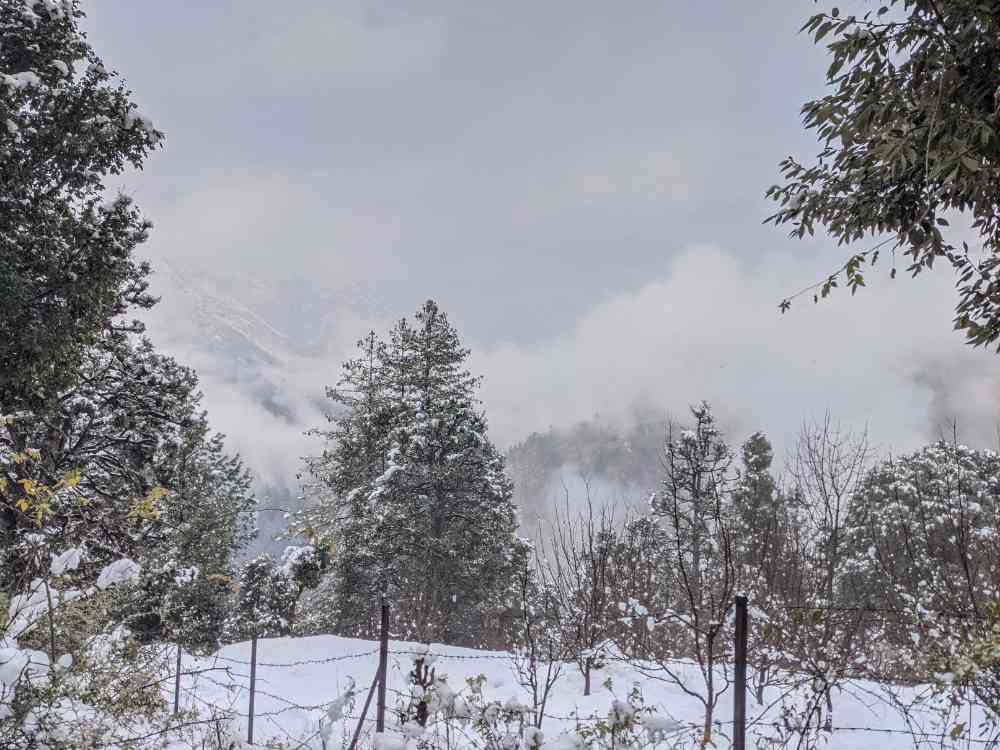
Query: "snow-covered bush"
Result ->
[[0, 541, 171, 748], [844, 441, 1000, 730], [381, 649, 684, 750]]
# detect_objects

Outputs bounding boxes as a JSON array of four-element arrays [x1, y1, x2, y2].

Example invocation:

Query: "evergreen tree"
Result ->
[[730, 432, 808, 705], [1, 336, 256, 618], [0, 0, 161, 411], [0, 0, 166, 594], [115, 410, 257, 652], [229, 546, 326, 640], [0, 1, 257, 741], [298, 301, 521, 645], [732, 432, 796, 598], [297, 330, 394, 636]]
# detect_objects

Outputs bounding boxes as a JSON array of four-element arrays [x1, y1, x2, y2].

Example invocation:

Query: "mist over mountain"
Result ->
[[140, 261, 683, 550], [140, 260, 395, 553], [138, 254, 1000, 557], [506, 413, 667, 530]]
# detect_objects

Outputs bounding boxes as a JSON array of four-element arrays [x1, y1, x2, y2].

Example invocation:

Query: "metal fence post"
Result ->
[[376, 598, 389, 733], [733, 595, 748, 750], [173, 643, 182, 714], [248, 632, 258, 744], [348, 672, 381, 750]]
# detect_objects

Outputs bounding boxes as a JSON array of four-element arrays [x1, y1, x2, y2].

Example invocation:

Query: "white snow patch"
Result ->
[[96, 558, 141, 590]]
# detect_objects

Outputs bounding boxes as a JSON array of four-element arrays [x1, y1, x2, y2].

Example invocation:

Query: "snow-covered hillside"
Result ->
[[172, 635, 981, 749]]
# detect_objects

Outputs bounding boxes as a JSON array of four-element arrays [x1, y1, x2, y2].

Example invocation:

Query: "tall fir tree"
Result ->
[[298, 301, 521, 645], [732, 431, 797, 598]]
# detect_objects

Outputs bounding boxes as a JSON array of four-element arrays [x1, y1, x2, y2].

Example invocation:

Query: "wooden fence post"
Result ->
[[733, 595, 748, 750]]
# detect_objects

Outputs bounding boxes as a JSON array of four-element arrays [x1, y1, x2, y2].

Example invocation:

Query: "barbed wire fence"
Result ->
[[157, 596, 1000, 749]]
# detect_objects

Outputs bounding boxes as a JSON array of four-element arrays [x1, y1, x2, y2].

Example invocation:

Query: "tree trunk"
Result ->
[[702, 647, 715, 747], [823, 687, 833, 731], [702, 703, 713, 748], [755, 655, 768, 705]]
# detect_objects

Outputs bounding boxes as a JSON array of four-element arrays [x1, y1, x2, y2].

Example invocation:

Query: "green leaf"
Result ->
[[815, 21, 835, 42]]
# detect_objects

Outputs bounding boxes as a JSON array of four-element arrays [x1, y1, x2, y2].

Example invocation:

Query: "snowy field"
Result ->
[[172, 635, 983, 749]]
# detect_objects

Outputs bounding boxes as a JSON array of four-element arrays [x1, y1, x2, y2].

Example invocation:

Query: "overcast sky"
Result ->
[[81, 1, 1000, 481]]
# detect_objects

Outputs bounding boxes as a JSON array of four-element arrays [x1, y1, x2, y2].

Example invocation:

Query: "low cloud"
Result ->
[[143, 244, 1000, 501], [474, 244, 1000, 465]]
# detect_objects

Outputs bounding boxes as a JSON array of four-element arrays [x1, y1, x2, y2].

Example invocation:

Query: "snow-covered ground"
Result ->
[[173, 635, 984, 749]]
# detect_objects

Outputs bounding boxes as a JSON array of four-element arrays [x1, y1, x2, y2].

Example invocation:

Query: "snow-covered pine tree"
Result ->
[[733, 431, 784, 579], [0, 1, 256, 741], [297, 330, 395, 636], [0, 0, 161, 414], [229, 546, 326, 640], [0, 0, 167, 594], [116, 404, 257, 653], [1, 334, 257, 649], [298, 301, 521, 646], [730, 431, 804, 704]]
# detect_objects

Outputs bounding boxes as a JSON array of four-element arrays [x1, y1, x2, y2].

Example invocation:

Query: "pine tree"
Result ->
[[114, 409, 257, 653], [0, 0, 161, 412], [0, 0, 165, 592], [1, 337, 256, 609], [298, 301, 521, 645], [0, 2, 257, 741], [229, 546, 326, 640], [297, 330, 395, 636], [730, 431, 806, 704], [732, 432, 797, 598]]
